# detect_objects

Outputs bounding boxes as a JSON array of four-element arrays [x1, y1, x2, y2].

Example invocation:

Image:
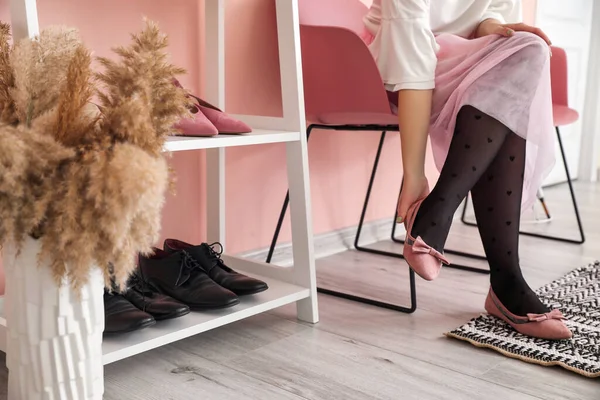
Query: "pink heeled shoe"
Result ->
[[485, 288, 572, 340], [172, 80, 218, 137], [172, 79, 252, 136], [174, 106, 219, 137], [403, 199, 450, 281], [190, 94, 252, 135]]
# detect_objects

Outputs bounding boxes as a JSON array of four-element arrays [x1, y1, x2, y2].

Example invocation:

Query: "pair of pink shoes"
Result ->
[[402, 192, 572, 340], [173, 80, 252, 137]]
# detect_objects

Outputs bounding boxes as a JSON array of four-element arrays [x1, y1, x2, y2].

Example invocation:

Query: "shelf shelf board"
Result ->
[[101, 273, 308, 364], [163, 129, 300, 152], [0, 268, 309, 363]]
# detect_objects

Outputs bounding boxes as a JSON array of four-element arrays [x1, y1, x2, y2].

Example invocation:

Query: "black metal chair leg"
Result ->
[[265, 191, 289, 264], [516, 127, 585, 243], [461, 127, 585, 244], [267, 126, 416, 313], [352, 131, 417, 313]]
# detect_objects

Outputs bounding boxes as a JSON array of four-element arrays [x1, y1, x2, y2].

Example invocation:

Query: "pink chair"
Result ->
[[266, 0, 419, 313], [459, 46, 585, 244], [521, 46, 584, 243], [267, 0, 487, 313], [542, 46, 585, 242]]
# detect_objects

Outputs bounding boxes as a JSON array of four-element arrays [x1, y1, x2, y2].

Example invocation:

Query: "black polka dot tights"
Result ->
[[411, 105, 548, 316]]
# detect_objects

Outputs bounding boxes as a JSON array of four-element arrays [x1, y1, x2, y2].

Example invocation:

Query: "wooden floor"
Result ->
[[1, 182, 599, 399]]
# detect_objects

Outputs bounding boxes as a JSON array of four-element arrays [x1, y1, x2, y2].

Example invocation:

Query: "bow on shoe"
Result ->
[[526, 309, 566, 322], [413, 236, 450, 265]]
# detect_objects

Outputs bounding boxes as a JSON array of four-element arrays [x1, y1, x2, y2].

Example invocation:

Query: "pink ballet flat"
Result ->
[[403, 199, 450, 281], [485, 288, 572, 340]]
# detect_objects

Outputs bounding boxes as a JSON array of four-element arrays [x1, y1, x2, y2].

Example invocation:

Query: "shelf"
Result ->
[[0, 269, 309, 364], [102, 273, 308, 364], [163, 129, 301, 152], [3, 2, 318, 387]]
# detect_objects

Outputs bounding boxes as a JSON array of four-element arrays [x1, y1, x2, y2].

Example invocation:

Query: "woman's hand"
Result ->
[[397, 175, 429, 224], [475, 19, 552, 46]]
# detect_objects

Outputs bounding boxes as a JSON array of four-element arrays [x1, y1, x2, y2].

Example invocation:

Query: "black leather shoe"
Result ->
[[164, 239, 269, 296], [104, 290, 155, 334], [123, 273, 191, 321], [138, 248, 240, 310]]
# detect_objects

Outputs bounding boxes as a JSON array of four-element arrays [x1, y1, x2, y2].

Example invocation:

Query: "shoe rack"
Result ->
[[2, 0, 318, 365]]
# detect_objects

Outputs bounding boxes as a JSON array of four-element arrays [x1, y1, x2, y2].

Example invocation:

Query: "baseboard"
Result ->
[[240, 217, 403, 266]]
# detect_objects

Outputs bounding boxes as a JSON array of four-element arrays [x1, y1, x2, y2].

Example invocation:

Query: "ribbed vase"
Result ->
[[3, 237, 104, 399]]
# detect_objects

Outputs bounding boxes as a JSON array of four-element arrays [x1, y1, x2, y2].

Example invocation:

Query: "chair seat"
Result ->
[[312, 106, 577, 129], [553, 104, 579, 126], [311, 112, 399, 126]]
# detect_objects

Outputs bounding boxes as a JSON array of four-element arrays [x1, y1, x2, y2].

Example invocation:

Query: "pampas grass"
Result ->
[[0, 22, 16, 125], [0, 20, 189, 290]]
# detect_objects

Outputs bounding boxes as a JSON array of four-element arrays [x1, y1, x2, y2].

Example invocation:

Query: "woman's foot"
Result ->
[[403, 198, 450, 281], [485, 287, 571, 340], [491, 274, 549, 316]]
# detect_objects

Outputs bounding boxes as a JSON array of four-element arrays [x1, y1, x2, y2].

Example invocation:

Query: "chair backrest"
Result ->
[[299, 0, 368, 34], [550, 46, 568, 107], [298, 0, 392, 119]]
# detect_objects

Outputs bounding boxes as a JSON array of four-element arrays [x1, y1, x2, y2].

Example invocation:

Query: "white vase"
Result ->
[[3, 237, 105, 399]]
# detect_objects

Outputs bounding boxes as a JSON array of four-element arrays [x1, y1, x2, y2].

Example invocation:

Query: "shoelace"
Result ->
[[128, 273, 153, 296], [125, 273, 155, 312], [175, 250, 203, 286], [205, 242, 225, 266]]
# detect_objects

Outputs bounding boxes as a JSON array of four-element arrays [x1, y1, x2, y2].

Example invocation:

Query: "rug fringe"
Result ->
[[444, 332, 599, 379]]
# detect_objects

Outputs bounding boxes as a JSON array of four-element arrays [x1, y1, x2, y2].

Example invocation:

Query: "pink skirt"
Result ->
[[363, 31, 556, 210]]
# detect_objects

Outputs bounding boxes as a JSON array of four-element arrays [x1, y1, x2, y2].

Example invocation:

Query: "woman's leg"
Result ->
[[470, 133, 547, 314], [410, 105, 547, 315], [410, 105, 512, 252]]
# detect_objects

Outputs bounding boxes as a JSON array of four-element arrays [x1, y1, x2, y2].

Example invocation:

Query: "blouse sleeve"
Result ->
[[368, 0, 438, 92], [481, 0, 521, 24]]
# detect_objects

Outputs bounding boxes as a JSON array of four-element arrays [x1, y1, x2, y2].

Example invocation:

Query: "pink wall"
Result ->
[[0, 0, 538, 294]]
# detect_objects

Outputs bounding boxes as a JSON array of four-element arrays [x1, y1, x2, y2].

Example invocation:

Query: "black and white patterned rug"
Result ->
[[446, 261, 600, 378]]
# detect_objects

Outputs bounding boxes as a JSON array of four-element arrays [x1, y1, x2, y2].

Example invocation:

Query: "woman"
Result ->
[[363, 0, 571, 340]]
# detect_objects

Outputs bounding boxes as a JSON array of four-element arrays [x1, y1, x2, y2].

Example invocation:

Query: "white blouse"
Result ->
[[364, 0, 522, 91]]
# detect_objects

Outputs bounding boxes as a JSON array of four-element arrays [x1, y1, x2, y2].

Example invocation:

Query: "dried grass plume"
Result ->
[[0, 20, 189, 290]]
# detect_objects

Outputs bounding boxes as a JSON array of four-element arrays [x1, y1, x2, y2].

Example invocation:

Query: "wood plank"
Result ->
[[220, 328, 543, 400], [167, 312, 310, 364], [271, 295, 507, 378], [480, 359, 600, 400], [103, 345, 307, 400]]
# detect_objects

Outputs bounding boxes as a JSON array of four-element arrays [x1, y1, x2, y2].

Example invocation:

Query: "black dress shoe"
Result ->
[[138, 248, 239, 310], [164, 239, 269, 296], [123, 273, 191, 321], [104, 290, 156, 334]]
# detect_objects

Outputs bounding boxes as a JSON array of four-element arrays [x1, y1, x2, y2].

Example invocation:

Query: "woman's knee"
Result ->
[[514, 32, 550, 62]]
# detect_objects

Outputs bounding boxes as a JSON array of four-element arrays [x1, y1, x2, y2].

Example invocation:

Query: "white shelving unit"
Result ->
[[0, 0, 318, 366]]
